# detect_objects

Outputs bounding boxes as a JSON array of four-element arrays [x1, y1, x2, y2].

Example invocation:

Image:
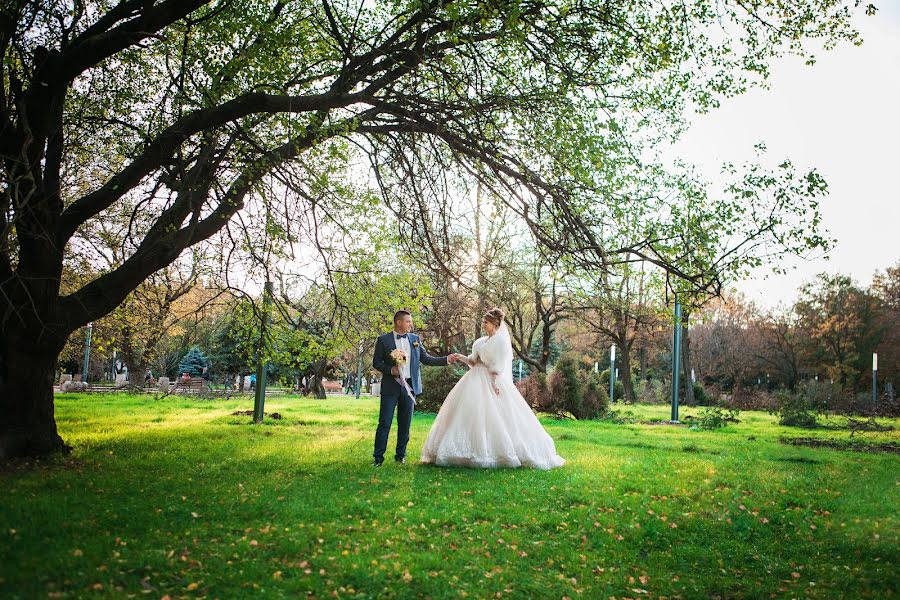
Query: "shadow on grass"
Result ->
[[780, 436, 900, 455]]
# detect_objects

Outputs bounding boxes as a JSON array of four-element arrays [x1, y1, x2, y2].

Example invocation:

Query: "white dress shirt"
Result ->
[[394, 331, 412, 380]]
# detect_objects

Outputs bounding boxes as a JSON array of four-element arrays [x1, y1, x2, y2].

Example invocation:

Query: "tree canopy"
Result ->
[[0, 0, 873, 458]]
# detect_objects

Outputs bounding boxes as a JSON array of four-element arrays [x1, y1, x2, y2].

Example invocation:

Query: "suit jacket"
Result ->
[[372, 332, 448, 396]]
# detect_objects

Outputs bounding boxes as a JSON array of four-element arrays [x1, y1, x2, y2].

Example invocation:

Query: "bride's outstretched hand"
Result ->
[[450, 353, 470, 366]]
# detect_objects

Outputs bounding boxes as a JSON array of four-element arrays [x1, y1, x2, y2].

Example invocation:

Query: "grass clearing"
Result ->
[[2, 394, 897, 598]]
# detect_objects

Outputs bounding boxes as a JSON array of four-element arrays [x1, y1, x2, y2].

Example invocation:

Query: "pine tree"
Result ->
[[178, 347, 209, 377]]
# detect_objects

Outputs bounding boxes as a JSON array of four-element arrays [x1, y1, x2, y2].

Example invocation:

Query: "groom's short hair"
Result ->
[[393, 310, 411, 324]]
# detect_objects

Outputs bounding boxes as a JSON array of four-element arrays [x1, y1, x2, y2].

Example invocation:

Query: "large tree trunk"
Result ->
[[0, 335, 70, 459], [312, 359, 327, 399], [639, 346, 648, 381], [538, 312, 553, 372], [620, 341, 636, 402], [122, 347, 145, 387], [681, 312, 695, 405]]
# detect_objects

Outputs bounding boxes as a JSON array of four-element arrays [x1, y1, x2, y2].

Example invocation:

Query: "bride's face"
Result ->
[[482, 318, 497, 336]]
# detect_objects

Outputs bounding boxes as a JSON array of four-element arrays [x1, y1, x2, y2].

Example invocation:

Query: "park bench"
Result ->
[[322, 380, 343, 394], [171, 378, 209, 394]]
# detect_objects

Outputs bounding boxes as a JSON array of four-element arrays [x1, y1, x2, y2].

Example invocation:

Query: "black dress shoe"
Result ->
[[395, 457, 406, 464], [372, 459, 384, 467]]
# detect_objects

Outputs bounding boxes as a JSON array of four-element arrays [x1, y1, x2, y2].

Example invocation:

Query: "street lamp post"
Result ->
[[355, 344, 364, 399], [253, 282, 274, 424], [873, 353, 878, 404], [82, 322, 93, 383], [671, 298, 682, 422], [609, 345, 616, 403]]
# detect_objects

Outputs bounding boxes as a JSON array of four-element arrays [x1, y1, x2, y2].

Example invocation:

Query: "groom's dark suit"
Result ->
[[372, 331, 448, 463]]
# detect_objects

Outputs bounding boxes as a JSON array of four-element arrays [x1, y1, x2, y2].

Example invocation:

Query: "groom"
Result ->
[[371, 310, 462, 466]]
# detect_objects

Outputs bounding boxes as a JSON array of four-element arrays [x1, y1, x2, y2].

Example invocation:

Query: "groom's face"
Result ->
[[395, 314, 413, 334]]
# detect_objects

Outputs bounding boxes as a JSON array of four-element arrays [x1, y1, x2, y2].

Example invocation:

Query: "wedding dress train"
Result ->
[[420, 324, 564, 470]]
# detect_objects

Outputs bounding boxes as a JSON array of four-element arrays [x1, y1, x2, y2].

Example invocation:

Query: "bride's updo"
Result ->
[[483, 307, 505, 327]]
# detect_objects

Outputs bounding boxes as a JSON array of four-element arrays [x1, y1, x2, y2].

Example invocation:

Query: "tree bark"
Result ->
[[0, 334, 70, 458], [312, 359, 327, 399], [619, 341, 636, 402], [121, 334, 145, 386], [639, 346, 648, 381], [539, 310, 553, 372], [682, 312, 695, 405]]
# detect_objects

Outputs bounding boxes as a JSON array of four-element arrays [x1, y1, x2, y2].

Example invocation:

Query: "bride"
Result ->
[[420, 308, 565, 470]]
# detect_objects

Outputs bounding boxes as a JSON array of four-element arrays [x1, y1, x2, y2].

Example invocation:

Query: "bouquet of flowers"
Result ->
[[390, 348, 407, 367], [390, 348, 416, 403]]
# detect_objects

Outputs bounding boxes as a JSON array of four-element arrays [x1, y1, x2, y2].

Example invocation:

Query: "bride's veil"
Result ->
[[495, 323, 515, 382]]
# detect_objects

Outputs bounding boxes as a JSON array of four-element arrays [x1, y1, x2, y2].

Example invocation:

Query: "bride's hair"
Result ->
[[483, 307, 505, 327]]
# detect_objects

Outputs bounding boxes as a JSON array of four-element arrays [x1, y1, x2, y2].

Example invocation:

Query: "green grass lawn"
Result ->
[[2, 394, 897, 599]]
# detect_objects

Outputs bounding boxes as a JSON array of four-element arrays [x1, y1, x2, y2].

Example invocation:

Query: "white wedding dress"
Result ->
[[420, 324, 565, 470]]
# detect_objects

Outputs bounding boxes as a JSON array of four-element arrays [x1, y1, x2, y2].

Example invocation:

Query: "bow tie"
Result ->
[[395, 333, 408, 339]]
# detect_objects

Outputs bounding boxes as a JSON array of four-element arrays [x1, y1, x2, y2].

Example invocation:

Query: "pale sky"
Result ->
[[670, 3, 900, 308]]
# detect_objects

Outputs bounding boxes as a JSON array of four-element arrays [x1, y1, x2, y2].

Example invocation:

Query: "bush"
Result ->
[[769, 381, 900, 418], [416, 365, 465, 413], [724, 389, 780, 412], [547, 353, 606, 419], [690, 406, 740, 431], [516, 371, 550, 410], [598, 408, 639, 424], [584, 372, 610, 417], [548, 354, 583, 415], [599, 368, 625, 402], [693, 382, 712, 406], [772, 388, 818, 427], [636, 378, 668, 404]]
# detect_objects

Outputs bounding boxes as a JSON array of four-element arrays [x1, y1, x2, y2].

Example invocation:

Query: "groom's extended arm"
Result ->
[[419, 342, 450, 367], [372, 336, 394, 377]]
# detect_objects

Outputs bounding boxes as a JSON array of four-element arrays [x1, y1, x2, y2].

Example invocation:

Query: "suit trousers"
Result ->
[[373, 378, 415, 462]]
